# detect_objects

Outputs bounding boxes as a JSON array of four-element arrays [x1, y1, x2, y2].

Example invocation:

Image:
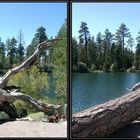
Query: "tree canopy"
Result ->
[[72, 22, 138, 72]]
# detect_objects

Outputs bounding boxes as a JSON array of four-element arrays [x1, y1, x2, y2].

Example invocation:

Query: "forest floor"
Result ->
[[0, 120, 67, 137]]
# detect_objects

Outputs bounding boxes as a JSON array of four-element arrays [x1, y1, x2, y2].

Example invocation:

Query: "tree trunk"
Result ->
[[0, 89, 61, 113], [72, 88, 140, 138], [0, 39, 59, 89], [0, 39, 61, 118], [122, 34, 125, 69]]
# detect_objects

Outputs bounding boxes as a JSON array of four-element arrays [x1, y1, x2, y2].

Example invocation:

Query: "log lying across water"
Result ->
[[72, 88, 140, 138]]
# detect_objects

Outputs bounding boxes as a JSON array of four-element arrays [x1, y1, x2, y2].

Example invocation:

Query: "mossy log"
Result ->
[[72, 88, 140, 138]]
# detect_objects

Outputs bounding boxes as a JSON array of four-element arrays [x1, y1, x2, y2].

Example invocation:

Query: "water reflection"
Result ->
[[41, 74, 57, 99]]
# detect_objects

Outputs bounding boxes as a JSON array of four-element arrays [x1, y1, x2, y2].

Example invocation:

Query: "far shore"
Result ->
[[73, 69, 140, 73]]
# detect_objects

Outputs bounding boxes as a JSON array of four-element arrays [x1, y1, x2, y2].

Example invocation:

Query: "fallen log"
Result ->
[[130, 82, 140, 91], [72, 88, 140, 138], [0, 89, 61, 111], [0, 38, 62, 119]]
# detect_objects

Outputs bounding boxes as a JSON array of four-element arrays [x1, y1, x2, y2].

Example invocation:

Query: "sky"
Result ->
[[0, 3, 67, 47], [72, 3, 140, 48]]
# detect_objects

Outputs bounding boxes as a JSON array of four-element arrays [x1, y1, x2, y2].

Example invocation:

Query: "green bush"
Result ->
[[8, 66, 48, 100]]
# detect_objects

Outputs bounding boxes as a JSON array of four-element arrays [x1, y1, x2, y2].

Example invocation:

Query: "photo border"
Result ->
[[0, 0, 69, 139], [70, 0, 140, 139]]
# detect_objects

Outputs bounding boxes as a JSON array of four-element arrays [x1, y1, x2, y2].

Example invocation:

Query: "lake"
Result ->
[[0, 73, 57, 100], [72, 72, 140, 113]]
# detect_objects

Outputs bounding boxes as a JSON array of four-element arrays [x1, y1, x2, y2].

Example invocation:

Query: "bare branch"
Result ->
[[0, 38, 60, 89], [0, 89, 61, 111]]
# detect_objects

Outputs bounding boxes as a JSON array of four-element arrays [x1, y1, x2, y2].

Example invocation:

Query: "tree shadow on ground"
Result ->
[[108, 121, 140, 138], [0, 118, 16, 125]]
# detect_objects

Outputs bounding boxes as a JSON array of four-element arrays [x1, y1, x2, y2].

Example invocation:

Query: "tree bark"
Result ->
[[72, 88, 140, 138], [0, 89, 61, 112], [130, 82, 140, 91]]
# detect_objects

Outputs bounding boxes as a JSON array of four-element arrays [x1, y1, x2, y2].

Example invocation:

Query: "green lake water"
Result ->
[[72, 72, 140, 113]]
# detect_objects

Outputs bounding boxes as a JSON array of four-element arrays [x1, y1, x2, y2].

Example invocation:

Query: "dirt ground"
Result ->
[[1, 119, 140, 138], [0, 120, 67, 137]]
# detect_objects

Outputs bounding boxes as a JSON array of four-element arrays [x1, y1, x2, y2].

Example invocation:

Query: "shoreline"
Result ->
[[73, 69, 140, 73]]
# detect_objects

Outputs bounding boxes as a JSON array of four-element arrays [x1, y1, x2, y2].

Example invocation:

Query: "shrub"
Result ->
[[8, 66, 48, 100]]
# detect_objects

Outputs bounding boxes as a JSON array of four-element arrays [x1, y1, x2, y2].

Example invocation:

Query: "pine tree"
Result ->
[[72, 37, 78, 71], [0, 37, 5, 68], [115, 23, 130, 69], [6, 37, 17, 68], [26, 26, 48, 65], [126, 35, 134, 51], [87, 36, 97, 69], [135, 30, 140, 69], [103, 29, 114, 68], [17, 30, 24, 63], [96, 32, 103, 69], [78, 22, 90, 66], [52, 20, 67, 105]]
